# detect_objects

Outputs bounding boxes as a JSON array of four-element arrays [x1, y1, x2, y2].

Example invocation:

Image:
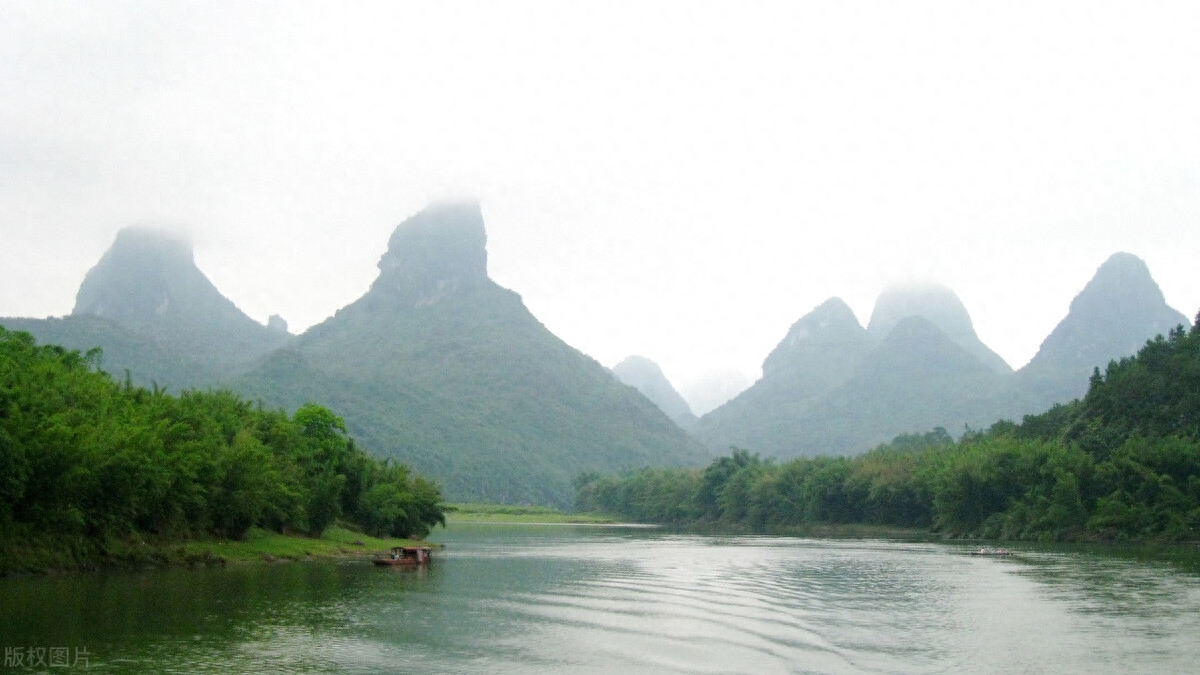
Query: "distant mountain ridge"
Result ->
[[3, 211, 1192, 497], [612, 356, 697, 427], [694, 258, 1191, 457]]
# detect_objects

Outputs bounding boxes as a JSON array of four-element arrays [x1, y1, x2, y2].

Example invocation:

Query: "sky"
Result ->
[[3, 1, 1199, 411]]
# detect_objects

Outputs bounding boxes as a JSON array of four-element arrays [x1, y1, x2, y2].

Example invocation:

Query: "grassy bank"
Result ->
[[177, 526, 429, 563], [444, 503, 618, 524], [1, 525, 429, 575]]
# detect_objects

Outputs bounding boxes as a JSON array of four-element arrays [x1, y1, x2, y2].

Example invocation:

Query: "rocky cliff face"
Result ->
[[368, 201, 489, 308]]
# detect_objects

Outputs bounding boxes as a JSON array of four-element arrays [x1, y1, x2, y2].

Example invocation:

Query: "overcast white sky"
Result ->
[[3, 1, 1198, 401]]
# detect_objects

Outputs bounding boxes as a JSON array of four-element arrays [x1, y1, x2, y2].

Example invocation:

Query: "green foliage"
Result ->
[[578, 315, 1200, 543], [1070, 320, 1200, 449], [0, 326, 445, 561], [235, 281, 709, 508]]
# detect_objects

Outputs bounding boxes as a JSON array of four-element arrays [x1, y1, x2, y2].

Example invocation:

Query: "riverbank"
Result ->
[[444, 503, 618, 524], [443, 506, 929, 538], [178, 526, 432, 564], [0, 525, 428, 575], [2, 503, 618, 575]]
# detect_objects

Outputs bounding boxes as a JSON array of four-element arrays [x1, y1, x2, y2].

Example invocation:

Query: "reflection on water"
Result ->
[[2, 524, 1199, 673]]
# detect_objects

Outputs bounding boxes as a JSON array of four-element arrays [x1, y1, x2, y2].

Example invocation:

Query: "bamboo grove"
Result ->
[[577, 313, 1200, 543], [0, 326, 445, 562]]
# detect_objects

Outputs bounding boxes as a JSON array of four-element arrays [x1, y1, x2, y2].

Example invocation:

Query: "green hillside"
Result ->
[[3, 209, 707, 508], [236, 203, 709, 506]]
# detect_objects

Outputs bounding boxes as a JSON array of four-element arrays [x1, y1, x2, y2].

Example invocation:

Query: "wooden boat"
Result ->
[[373, 546, 433, 566], [968, 547, 1012, 556]]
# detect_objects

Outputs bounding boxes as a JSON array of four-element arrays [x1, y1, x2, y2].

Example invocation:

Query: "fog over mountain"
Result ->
[[679, 370, 755, 417], [3, 204, 710, 505], [2, 211, 1193, 502], [611, 356, 697, 427], [234, 202, 708, 505], [3, 227, 289, 388], [694, 253, 1192, 458], [6, 3, 1199, 396], [866, 284, 1012, 374]]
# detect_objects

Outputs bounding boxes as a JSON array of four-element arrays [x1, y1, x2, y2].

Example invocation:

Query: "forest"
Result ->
[[0, 326, 445, 569], [577, 313, 1200, 543]]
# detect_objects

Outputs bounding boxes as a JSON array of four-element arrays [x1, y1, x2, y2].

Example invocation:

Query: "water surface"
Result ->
[[3, 524, 1199, 673]]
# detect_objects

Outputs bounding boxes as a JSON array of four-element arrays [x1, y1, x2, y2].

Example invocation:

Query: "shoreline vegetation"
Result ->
[[3, 505, 622, 574], [6, 315, 1200, 573], [577, 316, 1200, 546], [179, 526, 432, 565], [0, 326, 445, 576], [3, 525, 433, 575]]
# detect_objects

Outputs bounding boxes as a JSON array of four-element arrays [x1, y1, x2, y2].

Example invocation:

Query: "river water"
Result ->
[[3, 524, 1199, 673]]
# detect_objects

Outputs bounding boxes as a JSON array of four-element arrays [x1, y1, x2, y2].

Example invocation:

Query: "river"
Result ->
[[3, 524, 1199, 673]]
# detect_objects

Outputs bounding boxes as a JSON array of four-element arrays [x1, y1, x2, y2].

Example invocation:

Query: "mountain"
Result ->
[[691, 297, 875, 455], [1018, 252, 1190, 405], [694, 256, 1190, 459], [692, 289, 1025, 457], [866, 283, 1011, 373], [6, 224, 1190, 495], [812, 315, 1017, 446], [2, 227, 288, 389], [761, 297, 875, 384], [612, 356, 697, 427], [235, 202, 709, 505]]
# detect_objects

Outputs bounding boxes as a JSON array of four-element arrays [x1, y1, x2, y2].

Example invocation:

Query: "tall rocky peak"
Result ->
[[73, 227, 237, 328], [1065, 252, 1175, 319], [866, 283, 1011, 373], [612, 356, 696, 427], [761, 297, 869, 378], [254, 201, 708, 505], [1021, 252, 1188, 395], [369, 201, 489, 307], [63, 225, 288, 384]]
